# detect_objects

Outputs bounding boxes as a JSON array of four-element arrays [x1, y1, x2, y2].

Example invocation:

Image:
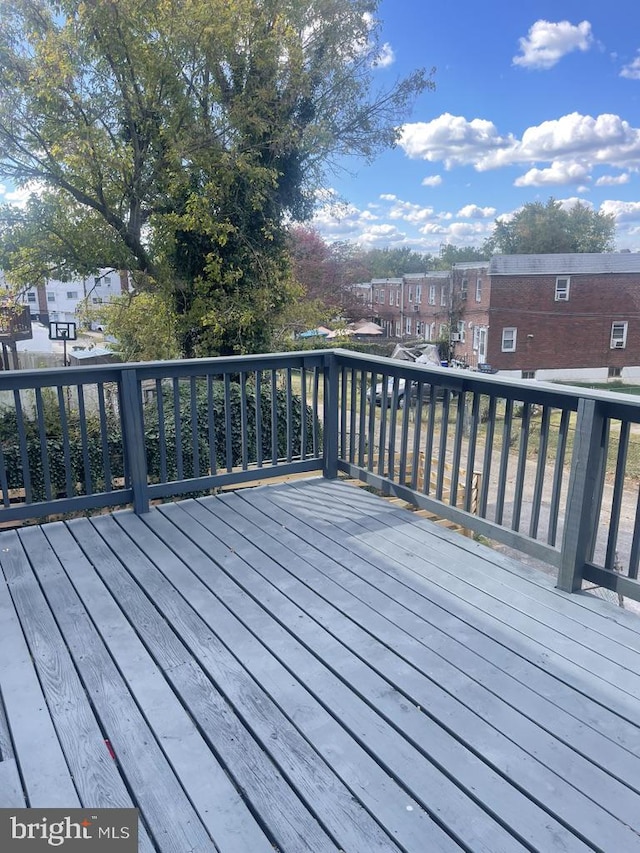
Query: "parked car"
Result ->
[[367, 377, 418, 407]]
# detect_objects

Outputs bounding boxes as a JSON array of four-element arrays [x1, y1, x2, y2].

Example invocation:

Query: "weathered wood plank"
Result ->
[[0, 758, 25, 807], [13, 525, 213, 853], [292, 480, 640, 703], [42, 519, 273, 853], [78, 513, 372, 853], [0, 535, 80, 807], [131, 506, 464, 853], [203, 490, 640, 850], [156, 500, 553, 853]]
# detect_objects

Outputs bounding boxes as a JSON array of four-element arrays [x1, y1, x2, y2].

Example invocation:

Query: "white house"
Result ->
[[17, 268, 126, 326]]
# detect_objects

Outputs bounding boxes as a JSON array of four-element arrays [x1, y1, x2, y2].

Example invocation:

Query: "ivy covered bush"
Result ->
[[0, 377, 320, 502]]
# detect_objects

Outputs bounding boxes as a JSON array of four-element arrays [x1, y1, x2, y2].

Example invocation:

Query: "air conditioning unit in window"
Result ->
[[614, 340, 625, 348], [450, 332, 462, 342]]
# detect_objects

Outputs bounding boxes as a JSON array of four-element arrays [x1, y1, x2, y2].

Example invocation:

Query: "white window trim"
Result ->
[[502, 327, 517, 352], [441, 285, 447, 306], [428, 284, 436, 305], [475, 278, 482, 302], [555, 276, 570, 301], [405, 317, 412, 335], [379, 289, 385, 305], [416, 284, 422, 304], [611, 321, 628, 349]]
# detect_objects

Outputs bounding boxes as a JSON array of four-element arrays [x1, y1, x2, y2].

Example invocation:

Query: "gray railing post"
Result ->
[[120, 368, 150, 514], [558, 397, 605, 592], [323, 353, 339, 479]]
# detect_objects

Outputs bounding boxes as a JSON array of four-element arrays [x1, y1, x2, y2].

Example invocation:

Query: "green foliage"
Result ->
[[0, 379, 318, 502], [485, 198, 616, 255], [433, 243, 489, 269], [0, 0, 432, 357], [97, 291, 181, 362]]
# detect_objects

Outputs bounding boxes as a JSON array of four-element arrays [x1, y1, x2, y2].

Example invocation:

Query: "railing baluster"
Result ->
[[548, 408, 570, 547], [422, 385, 437, 494], [410, 382, 425, 490], [286, 368, 293, 464], [495, 398, 513, 526], [605, 419, 630, 570], [207, 374, 218, 475], [512, 402, 531, 531], [241, 371, 249, 469], [0, 440, 9, 508], [367, 371, 377, 473], [339, 365, 347, 460], [35, 387, 52, 502], [398, 378, 411, 485], [463, 392, 481, 512], [388, 376, 401, 482], [629, 479, 640, 580], [120, 369, 149, 514], [450, 391, 466, 506], [190, 375, 200, 478], [76, 384, 93, 495], [435, 390, 450, 502], [156, 378, 168, 484], [57, 385, 74, 498], [224, 373, 233, 472], [13, 390, 32, 504], [358, 370, 367, 467], [349, 367, 357, 463], [97, 383, 113, 492], [271, 370, 278, 466], [300, 367, 307, 461], [312, 367, 320, 458], [255, 370, 263, 468], [172, 377, 184, 480], [479, 395, 497, 517], [529, 405, 551, 539], [377, 374, 389, 477]]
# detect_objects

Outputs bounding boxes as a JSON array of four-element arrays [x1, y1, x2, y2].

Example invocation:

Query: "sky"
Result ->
[[311, 0, 640, 256]]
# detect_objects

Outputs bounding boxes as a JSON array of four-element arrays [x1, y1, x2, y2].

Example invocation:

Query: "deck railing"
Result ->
[[1, 347, 640, 602]]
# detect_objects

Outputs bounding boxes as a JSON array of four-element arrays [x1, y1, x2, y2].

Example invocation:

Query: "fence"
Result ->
[[1, 348, 639, 602]]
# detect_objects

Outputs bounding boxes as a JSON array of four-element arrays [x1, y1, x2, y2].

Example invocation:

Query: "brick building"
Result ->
[[484, 253, 640, 382], [361, 253, 640, 382]]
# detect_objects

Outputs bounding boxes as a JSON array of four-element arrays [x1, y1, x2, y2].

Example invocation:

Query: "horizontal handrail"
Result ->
[[1, 347, 640, 602]]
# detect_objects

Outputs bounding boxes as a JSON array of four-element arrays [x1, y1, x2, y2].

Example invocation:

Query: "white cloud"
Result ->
[[399, 113, 515, 168], [595, 173, 630, 186], [513, 20, 594, 70], [514, 160, 590, 187], [359, 224, 407, 245], [373, 42, 394, 68], [457, 204, 496, 219], [600, 199, 640, 221], [621, 52, 640, 80], [383, 196, 435, 224], [421, 175, 442, 187]]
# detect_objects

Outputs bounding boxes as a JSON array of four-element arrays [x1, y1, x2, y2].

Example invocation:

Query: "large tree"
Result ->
[[486, 198, 616, 256], [0, 0, 431, 356]]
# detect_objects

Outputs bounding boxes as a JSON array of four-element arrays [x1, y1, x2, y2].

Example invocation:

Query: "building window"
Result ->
[[522, 370, 536, 380], [461, 278, 468, 300], [395, 290, 400, 307], [408, 287, 413, 303], [103, 275, 112, 286], [457, 320, 466, 343], [27, 292, 36, 303], [47, 293, 56, 302], [374, 289, 378, 303], [430, 322, 436, 341], [395, 320, 401, 337], [472, 326, 480, 350], [555, 277, 570, 301], [379, 289, 385, 305], [475, 278, 482, 302], [608, 367, 622, 378], [439, 323, 447, 338], [66, 291, 78, 299], [611, 321, 628, 349], [441, 285, 448, 306], [502, 327, 517, 352], [415, 321, 422, 336], [405, 317, 412, 335], [416, 284, 422, 304], [428, 284, 436, 305], [92, 297, 103, 304]]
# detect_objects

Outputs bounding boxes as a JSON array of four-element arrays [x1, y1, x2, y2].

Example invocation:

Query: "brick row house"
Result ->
[[361, 253, 640, 382]]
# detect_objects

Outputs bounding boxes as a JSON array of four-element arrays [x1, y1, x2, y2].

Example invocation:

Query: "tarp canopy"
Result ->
[[299, 327, 330, 338]]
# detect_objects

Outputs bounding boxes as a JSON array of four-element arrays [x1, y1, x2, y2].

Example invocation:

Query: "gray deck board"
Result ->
[[193, 490, 639, 850], [1, 478, 640, 852]]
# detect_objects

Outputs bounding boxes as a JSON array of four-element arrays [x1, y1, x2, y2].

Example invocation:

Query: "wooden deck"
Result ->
[[2, 478, 640, 852]]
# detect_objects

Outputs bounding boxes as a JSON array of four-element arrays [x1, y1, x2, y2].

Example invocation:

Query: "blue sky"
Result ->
[[312, 1, 640, 255]]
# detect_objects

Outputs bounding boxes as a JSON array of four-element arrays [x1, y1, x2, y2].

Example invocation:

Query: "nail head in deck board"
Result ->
[[155, 501, 531, 853], [259, 484, 640, 785], [134, 506, 460, 853], [197, 491, 635, 849], [10, 530, 215, 853], [68, 513, 342, 851], [42, 520, 275, 853]]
